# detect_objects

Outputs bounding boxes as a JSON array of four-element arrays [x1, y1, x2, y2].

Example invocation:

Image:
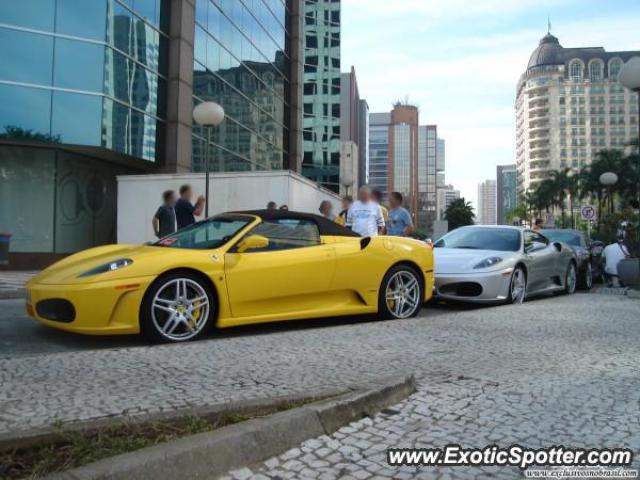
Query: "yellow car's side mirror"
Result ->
[[236, 234, 269, 253]]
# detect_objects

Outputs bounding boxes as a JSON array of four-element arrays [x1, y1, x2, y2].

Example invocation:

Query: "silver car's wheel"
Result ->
[[565, 262, 577, 294], [579, 262, 593, 290], [508, 267, 526, 304], [379, 266, 423, 319], [142, 273, 213, 343]]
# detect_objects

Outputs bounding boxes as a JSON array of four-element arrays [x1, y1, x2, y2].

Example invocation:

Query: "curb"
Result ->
[[0, 388, 347, 453], [46, 375, 416, 480]]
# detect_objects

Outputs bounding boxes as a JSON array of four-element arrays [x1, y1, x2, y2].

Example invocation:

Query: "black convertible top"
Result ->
[[232, 209, 361, 237]]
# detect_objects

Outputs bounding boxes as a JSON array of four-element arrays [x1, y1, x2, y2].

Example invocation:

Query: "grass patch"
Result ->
[[0, 398, 324, 480]]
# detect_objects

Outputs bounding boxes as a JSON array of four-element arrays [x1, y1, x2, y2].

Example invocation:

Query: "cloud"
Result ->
[[341, 1, 640, 202]]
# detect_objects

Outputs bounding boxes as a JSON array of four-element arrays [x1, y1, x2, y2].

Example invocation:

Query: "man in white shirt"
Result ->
[[346, 186, 385, 237], [602, 235, 631, 286]]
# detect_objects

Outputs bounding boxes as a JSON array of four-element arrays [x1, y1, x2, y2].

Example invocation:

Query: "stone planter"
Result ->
[[618, 258, 640, 288]]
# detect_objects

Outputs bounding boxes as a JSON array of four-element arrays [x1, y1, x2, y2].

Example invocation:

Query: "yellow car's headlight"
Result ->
[[79, 258, 133, 277]]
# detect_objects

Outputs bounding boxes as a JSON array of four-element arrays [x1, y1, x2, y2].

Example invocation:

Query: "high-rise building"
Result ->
[[368, 112, 390, 198], [339, 66, 368, 194], [357, 99, 370, 187], [301, 0, 341, 192], [0, 0, 311, 267], [496, 164, 517, 225], [436, 137, 446, 189], [367, 104, 444, 232], [437, 185, 460, 221], [418, 125, 444, 232], [477, 179, 497, 225], [516, 32, 640, 193]]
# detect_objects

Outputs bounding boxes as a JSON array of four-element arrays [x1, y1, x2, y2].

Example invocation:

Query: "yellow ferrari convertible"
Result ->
[[26, 210, 434, 343]]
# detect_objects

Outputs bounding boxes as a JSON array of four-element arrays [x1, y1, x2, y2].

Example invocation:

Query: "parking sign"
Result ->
[[581, 205, 596, 221]]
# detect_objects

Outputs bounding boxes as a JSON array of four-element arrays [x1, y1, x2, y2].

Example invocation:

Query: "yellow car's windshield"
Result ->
[[154, 215, 252, 249]]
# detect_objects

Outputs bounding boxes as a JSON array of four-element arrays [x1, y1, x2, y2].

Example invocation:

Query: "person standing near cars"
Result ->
[[152, 190, 177, 238], [602, 234, 631, 287], [387, 192, 414, 237], [175, 184, 204, 229], [371, 189, 389, 234], [335, 195, 353, 226], [319, 200, 336, 221], [532, 218, 544, 232], [346, 186, 385, 237]]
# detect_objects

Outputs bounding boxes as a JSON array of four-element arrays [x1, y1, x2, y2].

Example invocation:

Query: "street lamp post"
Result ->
[[600, 172, 618, 215], [193, 102, 225, 218], [619, 56, 640, 209]]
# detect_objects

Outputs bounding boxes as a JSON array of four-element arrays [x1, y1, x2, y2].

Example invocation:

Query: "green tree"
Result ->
[[0, 125, 61, 143], [445, 198, 475, 230], [548, 168, 579, 227], [532, 181, 555, 216]]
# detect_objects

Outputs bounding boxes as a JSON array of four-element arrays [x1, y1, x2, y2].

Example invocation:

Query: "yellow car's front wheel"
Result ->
[[140, 272, 214, 343]]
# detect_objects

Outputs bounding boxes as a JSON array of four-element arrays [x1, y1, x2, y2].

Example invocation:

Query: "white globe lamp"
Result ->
[[599, 172, 618, 186], [193, 102, 225, 218]]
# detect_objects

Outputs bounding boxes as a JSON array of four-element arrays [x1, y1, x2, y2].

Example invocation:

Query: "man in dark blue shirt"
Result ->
[[153, 190, 177, 238], [175, 184, 205, 229]]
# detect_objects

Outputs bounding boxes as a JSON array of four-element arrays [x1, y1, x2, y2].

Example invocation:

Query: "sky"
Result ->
[[341, 0, 640, 208]]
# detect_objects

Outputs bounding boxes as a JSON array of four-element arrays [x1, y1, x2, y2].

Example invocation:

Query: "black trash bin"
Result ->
[[0, 233, 11, 265]]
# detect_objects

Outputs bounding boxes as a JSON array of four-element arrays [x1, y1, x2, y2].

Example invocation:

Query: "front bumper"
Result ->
[[435, 268, 513, 303], [25, 276, 155, 335]]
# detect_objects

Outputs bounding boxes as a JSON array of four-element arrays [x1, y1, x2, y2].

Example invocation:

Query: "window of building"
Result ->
[[608, 58, 623, 80], [589, 60, 603, 82], [569, 60, 583, 81]]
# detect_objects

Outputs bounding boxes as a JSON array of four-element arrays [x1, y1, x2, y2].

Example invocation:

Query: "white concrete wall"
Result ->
[[117, 171, 341, 244]]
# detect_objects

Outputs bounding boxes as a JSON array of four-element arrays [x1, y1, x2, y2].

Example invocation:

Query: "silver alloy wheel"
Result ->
[[151, 278, 210, 341], [510, 268, 526, 304], [385, 270, 421, 319], [566, 263, 577, 294], [585, 262, 593, 289]]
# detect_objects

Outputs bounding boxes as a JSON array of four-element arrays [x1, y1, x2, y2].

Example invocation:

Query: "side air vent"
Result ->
[[360, 237, 371, 250]]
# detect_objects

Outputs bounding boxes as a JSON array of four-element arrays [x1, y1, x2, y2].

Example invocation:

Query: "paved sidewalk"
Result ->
[[1, 294, 639, 458], [0, 271, 38, 299]]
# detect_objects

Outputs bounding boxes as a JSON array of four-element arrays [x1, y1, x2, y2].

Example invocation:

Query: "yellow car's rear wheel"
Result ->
[[141, 272, 214, 343], [378, 265, 423, 320]]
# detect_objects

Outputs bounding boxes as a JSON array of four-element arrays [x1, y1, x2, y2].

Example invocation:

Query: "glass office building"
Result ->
[[0, 0, 169, 266], [301, 0, 341, 192], [192, 0, 290, 172], [0, 0, 307, 268]]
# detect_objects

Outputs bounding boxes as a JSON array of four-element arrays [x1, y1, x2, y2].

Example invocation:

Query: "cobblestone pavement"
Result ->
[[219, 294, 640, 479], [1, 294, 639, 479], [0, 271, 37, 299]]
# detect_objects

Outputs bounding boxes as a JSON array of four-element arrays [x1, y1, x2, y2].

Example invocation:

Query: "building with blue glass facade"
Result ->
[[496, 164, 517, 225], [301, 0, 341, 192], [0, 0, 309, 268]]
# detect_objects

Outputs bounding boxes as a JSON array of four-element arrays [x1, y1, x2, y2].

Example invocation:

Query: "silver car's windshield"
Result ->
[[435, 227, 521, 252]]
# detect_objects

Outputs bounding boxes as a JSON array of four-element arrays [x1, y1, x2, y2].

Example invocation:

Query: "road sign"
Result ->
[[581, 205, 596, 221]]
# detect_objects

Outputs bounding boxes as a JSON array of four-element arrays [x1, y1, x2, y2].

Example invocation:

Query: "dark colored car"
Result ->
[[540, 229, 593, 290]]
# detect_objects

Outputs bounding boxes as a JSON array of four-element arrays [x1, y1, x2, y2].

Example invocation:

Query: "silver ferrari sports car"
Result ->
[[433, 226, 577, 304]]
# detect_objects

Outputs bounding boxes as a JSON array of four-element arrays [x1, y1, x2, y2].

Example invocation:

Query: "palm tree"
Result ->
[[445, 198, 475, 230], [532, 181, 555, 217], [548, 168, 578, 227], [522, 191, 536, 226], [581, 149, 626, 219]]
